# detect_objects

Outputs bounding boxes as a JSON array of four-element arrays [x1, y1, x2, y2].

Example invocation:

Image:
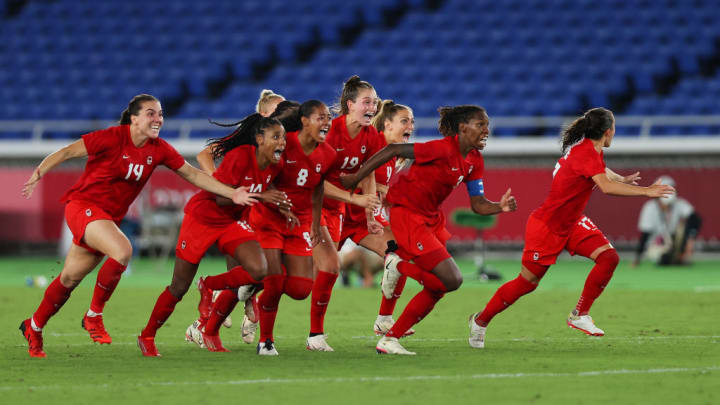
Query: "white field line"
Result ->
[[352, 335, 720, 342], [1, 366, 717, 391], [694, 285, 720, 292]]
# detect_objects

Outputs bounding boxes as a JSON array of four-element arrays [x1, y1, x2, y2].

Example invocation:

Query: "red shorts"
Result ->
[[65, 200, 120, 255], [339, 206, 391, 248], [322, 208, 344, 243], [249, 205, 313, 257], [175, 213, 257, 265], [389, 206, 452, 270], [522, 214, 612, 266]]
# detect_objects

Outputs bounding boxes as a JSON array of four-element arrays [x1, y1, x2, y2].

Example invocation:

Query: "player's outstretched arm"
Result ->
[[339, 144, 414, 191], [470, 188, 517, 215], [323, 180, 381, 210], [605, 167, 641, 185], [175, 162, 259, 205], [23, 139, 88, 199], [593, 173, 675, 198]]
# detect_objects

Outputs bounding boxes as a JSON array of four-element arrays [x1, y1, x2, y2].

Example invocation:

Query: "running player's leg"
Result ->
[[308, 225, 340, 351]]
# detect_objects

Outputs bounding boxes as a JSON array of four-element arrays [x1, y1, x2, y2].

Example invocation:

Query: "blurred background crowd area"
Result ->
[[1, 0, 718, 260]]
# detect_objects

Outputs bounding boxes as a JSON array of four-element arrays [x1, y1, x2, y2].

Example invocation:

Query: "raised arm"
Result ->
[[339, 143, 414, 191], [175, 162, 258, 205], [593, 174, 674, 197], [23, 139, 88, 199]]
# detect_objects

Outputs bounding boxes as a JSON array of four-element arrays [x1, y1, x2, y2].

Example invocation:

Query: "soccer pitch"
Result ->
[[2, 256, 718, 405]]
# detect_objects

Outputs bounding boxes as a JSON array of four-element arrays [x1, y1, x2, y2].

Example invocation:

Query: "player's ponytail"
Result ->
[[438, 105, 486, 137], [561, 107, 614, 154], [208, 114, 281, 159], [119, 94, 159, 125], [334, 75, 374, 115], [255, 89, 285, 116]]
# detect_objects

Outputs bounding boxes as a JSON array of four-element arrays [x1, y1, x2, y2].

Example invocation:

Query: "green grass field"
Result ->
[[2, 256, 718, 404]]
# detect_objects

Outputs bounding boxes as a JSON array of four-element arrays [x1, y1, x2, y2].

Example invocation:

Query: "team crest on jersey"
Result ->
[[146, 156, 152, 165], [417, 242, 424, 251], [469, 165, 473, 174], [85, 209, 92, 217], [361, 145, 366, 153], [533, 252, 539, 261], [266, 175, 271, 183], [316, 163, 322, 173], [181, 241, 186, 249]]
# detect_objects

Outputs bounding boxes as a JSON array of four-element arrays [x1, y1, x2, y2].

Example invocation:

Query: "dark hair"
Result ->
[[208, 113, 282, 159], [119, 94, 159, 125], [334, 75, 374, 115], [561, 107, 614, 154], [437, 105, 487, 137], [269, 100, 301, 132], [372, 100, 411, 132]]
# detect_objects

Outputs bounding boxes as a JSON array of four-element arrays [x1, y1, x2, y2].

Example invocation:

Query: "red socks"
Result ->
[[32, 276, 73, 329], [477, 274, 538, 326], [575, 249, 619, 315], [378, 274, 407, 316], [386, 287, 445, 338], [204, 290, 239, 335], [140, 287, 181, 337], [284, 276, 313, 301], [203, 265, 259, 290], [258, 274, 285, 342], [397, 261, 445, 292], [89, 258, 126, 314], [310, 270, 338, 334]]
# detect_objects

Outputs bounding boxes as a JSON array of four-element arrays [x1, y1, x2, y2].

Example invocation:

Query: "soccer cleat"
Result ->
[[237, 284, 258, 303], [306, 334, 334, 352], [240, 315, 258, 344], [202, 331, 230, 352], [257, 338, 279, 356], [567, 311, 605, 336], [381, 252, 403, 299], [19, 319, 46, 358], [376, 336, 416, 355], [373, 315, 415, 337], [82, 314, 112, 344], [468, 312, 486, 349], [184, 319, 206, 348], [212, 290, 232, 328], [137, 336, 161, 357], [245, 295, 258, 322], [197, 277, 213, 320]]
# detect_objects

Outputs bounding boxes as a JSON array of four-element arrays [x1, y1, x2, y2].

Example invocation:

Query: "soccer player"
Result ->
[[137, 113, 291, 356], [306, 76, 385, 351], [341, 105, 518, 355], [19, 94, 254, 358], [467, 107, 676, 349]]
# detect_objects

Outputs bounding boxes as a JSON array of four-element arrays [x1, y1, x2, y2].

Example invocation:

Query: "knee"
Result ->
[[243, 259, 268, 282], [315, 255, 341, 274], [59, 273, 83, 289], [108, 243, 133, 266], [597, 249, 620, 269], [168, 281, 191, 299], [443, 273, 463, 292], [284, 277, 313, 300]]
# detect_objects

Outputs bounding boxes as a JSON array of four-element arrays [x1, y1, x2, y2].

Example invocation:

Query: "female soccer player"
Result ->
[[467, 107, 675, 349], [18, 94, 253, 358], [199, 100, 337, 355], [137, 113, 290, 356], [341, 105, 518, 355], [305, 76, 386, 351]]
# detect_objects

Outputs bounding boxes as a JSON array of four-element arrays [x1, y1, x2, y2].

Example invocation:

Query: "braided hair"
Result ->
[[208, 114, 281, 159]]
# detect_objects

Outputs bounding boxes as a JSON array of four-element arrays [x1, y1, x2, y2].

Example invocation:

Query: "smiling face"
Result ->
[[302, 105, 332, 143], [256, 124, 286, 164], [384, 107, 414, 144], [347, 88, 379, 126], [131, 100, 163, 139], [459, 112, 490, 150]]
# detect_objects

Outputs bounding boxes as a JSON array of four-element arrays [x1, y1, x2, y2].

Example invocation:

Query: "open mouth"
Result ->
[[402, 132, 411, 142], [363, 113, 374, 120], [150, 124, 161, 131], [318, 128, 329, 139], [273, 148, 284, 160]]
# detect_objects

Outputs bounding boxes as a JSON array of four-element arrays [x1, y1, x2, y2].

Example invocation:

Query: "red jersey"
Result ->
[[61, 125, 185, 221], [323, 115, 385, 212], [387, 135, 484, 218], [184, 144, 283, 226], [346, 133, 395, 223], [263, 131, 336, 222], [532, 137, 606, 235]]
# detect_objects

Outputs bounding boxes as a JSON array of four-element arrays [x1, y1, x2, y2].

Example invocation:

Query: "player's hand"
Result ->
[[280, 208, 300, 230], [623, 171, 641, 185], [646, 179, 676, 198], [310, 223, 323, 247], [231, 186, 259, 206], [260, 189, 292, 210], [22, 169, 41, 199], [366, 215, 384, 235], [352, 193, 381, 211], [499, 188, 517, 212], [339, 173, 359, 192]]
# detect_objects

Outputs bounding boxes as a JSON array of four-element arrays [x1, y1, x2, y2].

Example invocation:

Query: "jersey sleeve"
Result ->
[[413, 139, 447, 164], [81, 127, 117, 156], [577, 148, 606, 178], [158, 139, 186, 171], [213, 149, 245, 186], [464, 152, 485, 182]]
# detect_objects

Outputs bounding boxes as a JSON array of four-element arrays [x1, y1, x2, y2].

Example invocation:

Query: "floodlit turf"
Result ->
[[2, 256, 718, 404]]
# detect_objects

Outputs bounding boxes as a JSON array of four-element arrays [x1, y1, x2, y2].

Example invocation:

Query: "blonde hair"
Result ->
[[255, 89, 285, 116], [372, 99, 412, 132]]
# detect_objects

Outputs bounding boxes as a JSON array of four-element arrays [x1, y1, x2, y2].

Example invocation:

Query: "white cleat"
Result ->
[[257, 339, 279, 356], [567, 311, 605, 336], [381, 253, 403, 299], [373, 315, 415, 337], [240, 314, 258, 344], [468, 312, 486, 349], [185, 319, 206, 348], [212, 290, 232, 328], [376, 336, 416, 355], [237, 284, 258, 303], [306, 334, 334, 352]]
